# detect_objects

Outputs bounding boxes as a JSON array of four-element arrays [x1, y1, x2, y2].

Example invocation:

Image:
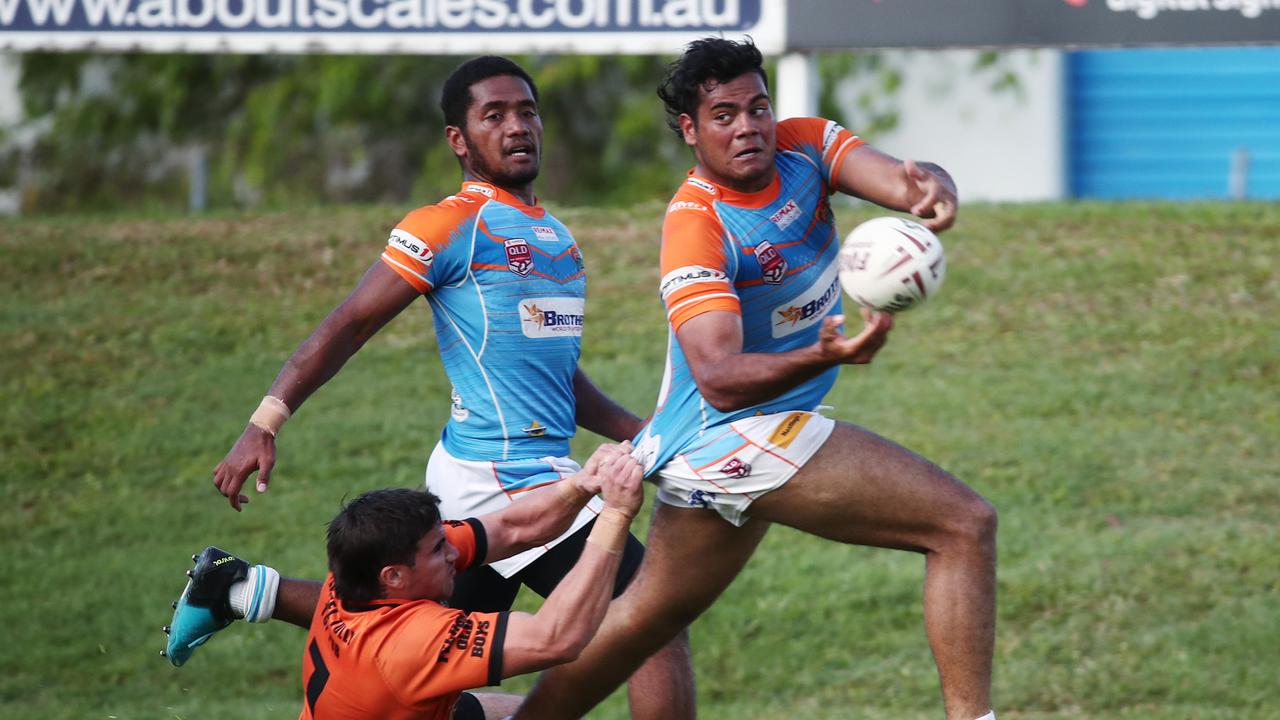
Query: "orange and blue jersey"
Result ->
[[380, 181, 587, 469], [636, 118, 863, 474], [299, 519, 505, 720]]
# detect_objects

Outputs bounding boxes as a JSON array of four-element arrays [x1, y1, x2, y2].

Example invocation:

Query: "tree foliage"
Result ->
[[11, 51, 919, 213]]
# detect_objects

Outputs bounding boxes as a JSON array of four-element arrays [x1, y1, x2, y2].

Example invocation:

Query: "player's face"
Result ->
[[452, 74, 542, 193], [403, 523, 460, 604], [682, 72, 777, 193]]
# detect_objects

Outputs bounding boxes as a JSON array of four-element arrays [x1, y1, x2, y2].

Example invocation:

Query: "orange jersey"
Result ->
[[299, 519, 507, 720]]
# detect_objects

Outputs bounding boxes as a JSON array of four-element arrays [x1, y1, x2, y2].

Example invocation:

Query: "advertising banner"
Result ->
[[0, 0, 785, 53], [787, 0, 1280, 49]]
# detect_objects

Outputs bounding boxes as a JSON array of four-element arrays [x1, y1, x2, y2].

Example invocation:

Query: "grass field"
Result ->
[[1, 200, 1277, 719]]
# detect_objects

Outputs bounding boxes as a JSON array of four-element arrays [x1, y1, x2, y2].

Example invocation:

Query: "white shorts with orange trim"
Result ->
[[425, 442, 604, 578], [651, 411, 835, 526]]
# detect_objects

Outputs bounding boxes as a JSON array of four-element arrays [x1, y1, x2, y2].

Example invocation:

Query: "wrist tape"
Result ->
[[586, 507, 633, 556], [249, 395, 291, 437], [557, 477, 594, 507]]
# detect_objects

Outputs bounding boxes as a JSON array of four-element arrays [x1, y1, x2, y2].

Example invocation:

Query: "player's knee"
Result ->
[[950, 495, 998, 553]]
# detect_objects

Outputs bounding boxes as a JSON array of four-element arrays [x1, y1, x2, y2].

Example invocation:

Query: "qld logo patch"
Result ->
[[519, 297, 585, 338], [720, 457, 752, 479], [755, 240, 788, 284], [505, 238, 533, 277]]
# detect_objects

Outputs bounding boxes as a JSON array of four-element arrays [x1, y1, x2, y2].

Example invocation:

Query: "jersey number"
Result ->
[[306, 639, 330, 713]]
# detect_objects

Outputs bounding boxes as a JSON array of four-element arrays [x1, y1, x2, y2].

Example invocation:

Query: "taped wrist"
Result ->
[[249, 395, 291, 437], [586, 507, 633, 556], [556, 477, 594, 507]]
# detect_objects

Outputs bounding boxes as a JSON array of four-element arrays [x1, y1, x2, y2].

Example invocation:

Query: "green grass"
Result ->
[[1, 200, 1277, 719]]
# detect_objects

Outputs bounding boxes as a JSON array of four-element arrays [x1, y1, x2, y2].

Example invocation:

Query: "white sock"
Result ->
[[228, 564, 280, 623], [974, 712, 995, 720]]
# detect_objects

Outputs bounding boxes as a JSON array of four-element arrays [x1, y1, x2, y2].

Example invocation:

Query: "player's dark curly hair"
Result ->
[[440, 56, 539, 129], [657, 37, 769, 137], [327, 487, 443, 606]]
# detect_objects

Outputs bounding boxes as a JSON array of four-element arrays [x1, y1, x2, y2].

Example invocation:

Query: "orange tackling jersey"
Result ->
[[299, 519, 507, 720]]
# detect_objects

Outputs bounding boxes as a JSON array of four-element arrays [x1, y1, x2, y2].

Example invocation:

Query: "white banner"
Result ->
[[0, 0, 785, 54]]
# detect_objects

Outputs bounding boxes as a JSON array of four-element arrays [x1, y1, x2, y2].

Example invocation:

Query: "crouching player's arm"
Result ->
[[222, 443, 634, 634], [476, 441, 629, 561], [489, 447, 643, 677]]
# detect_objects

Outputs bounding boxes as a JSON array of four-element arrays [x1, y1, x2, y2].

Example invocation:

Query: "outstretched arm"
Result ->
[[677, 307, 893, 413], [572, 368, 645, 442], [495, 450, 644, 678], [835, 145, 958, 232], [477, 442, 632, 563], [212, 261, 420, 510]]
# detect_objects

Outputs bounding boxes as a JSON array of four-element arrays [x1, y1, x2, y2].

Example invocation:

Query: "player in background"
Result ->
[[197, 56, 691, 717], [167, 442, 646, 719], [516, 38, 998, 720]]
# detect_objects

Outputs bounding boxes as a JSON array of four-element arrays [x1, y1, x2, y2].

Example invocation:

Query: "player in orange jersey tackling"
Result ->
[[167, 441, 644, 720]]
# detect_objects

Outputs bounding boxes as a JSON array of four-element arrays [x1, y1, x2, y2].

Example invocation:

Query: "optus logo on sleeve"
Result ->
[[519, 297, 585, 338]]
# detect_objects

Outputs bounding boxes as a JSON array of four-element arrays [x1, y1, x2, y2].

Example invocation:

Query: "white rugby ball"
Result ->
[[838, 216, 946, 312]]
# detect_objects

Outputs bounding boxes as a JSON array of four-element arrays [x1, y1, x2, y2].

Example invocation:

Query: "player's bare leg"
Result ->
[[516, 503, 770, 719], [471, 692, 523, 718], [745, 421, 997, 720], [625, 628, 695, 720]]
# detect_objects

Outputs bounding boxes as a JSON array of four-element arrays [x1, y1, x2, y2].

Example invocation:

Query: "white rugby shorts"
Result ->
[[651, 411, 835, 526], [424, 441, 604, 577]]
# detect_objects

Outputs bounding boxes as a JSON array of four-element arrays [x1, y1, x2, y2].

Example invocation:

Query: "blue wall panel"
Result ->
[[1068, 48, 1280, 200]]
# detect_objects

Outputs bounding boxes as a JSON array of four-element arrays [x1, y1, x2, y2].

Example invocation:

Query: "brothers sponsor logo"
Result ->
[[531, 225, 559, 244], [772, 262, 839, 338], [768, 198, 802, 232], [754, 239, 787, 285], [768, 412, 811, 449], [465, 183, 496, 197], [0, 0, 763, 33], [659, 265, 729, 299], [519, 297, 585, 338], [505, 237, 533, 276], [667, 200, 709, 214], [719, 457, 752, 479], [388, 228, 435, 263], [686, 177, 718, 195]]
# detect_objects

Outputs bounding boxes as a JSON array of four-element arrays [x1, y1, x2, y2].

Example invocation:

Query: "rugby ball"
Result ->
[[837, 217, 945, 312]]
